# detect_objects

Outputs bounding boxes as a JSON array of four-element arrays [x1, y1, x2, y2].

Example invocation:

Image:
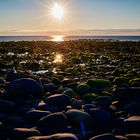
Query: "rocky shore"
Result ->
[[0, 40, 140, 140]]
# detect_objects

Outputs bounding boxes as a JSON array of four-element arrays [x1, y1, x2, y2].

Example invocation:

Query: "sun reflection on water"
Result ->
[[52, 35, 64, 42], [53, 54, 63, 63]]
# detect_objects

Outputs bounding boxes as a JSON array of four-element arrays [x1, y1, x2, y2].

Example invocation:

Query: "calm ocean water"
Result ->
[[0, 36, 140, 42]]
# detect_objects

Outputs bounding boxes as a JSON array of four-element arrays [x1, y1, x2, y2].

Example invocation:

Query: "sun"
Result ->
[[52, 3, 64, 20]]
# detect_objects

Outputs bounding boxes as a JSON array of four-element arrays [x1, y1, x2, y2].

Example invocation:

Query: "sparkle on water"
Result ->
[[53, 54, 63, 63]]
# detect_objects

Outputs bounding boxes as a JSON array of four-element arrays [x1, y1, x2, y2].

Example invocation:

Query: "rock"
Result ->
[[94, 96, 112, 107], [71, 98, 83, 109], [129, 78, 140, 85], [62, 79, 74, 86], [88, 108, 111, 129], [131, 81, 140, 87], [82, 93, 97, 102], [5, 116, 26, 127], [37, 103, 64, 113], [82, 104, 96, 113], [76, 84, 91, 96], [125, 133, 140, 140], [65, 82, 78, 89], [6, 78, 44, 99], [45, 94, 71, 107], [0, 99, 15, 113], [124, 102, 140, 116], [89, 133, 117, 140], [124, 116, 140, 133], [113, 77, 129, 86], [57, 87, 69, 94], [26, 110, 51, 121], [12, 128, 41, 140], [51, 77, 61, 86], [86, 79, 112, 89], [0, 122, 13, 138], [63, 88, 76, 98], [39, 112, 67, 130], [112, 128, 126, 135], [130, 87, 140, 101], [66, 109, 93, 131], [113, 88, 130, 101], [115, 135, 128, 140], [43, 83, 58, 93], [26, 133, 78, 140]]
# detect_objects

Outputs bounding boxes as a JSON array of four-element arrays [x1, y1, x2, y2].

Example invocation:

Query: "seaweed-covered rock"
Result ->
[[113, 77, 129, 86], [86, 79, 112, 89]]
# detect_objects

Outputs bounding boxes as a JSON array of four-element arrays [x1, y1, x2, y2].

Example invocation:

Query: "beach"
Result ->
[[0, 40, 140, 140]]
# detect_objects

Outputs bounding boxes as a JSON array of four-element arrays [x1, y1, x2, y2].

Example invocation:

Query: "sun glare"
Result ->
[[52, 3, 64, 20], [53, 54, 63, 63], [52, 35, 64, 41]]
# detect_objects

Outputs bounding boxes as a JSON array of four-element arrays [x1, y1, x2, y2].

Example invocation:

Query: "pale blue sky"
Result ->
[[0, 0, 140, 35]]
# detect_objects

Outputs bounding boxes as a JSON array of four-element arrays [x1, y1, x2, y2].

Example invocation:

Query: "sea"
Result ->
[[0, 36, 140, 42]]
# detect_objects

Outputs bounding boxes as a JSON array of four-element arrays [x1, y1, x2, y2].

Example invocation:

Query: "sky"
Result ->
[[0, 0, 140, 36]]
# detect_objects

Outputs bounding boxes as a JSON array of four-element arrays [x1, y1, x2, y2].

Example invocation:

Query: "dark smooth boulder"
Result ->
[[123, 116, 140, 133], [26, 110, 51, 121], [26, 133, 78, 140], [89, 133, 117, 140], [124, 102, 140, 116], [12, 128, 41, 140], [130, 87, 140, 101], [66, 109, 93, 131], [94, 96, 112, 107], [113, 88, 130, 101], [88, 108, 111, 129], [45, 94, 71, 107], [125, 133, 140, 140], [43, 83, 58, 93], [82, 104, 96, 113], [7, 78, 44, 99], [38, 112, 67, 130], [5, 116, 26, 127], [0, 99, 15, 113]]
